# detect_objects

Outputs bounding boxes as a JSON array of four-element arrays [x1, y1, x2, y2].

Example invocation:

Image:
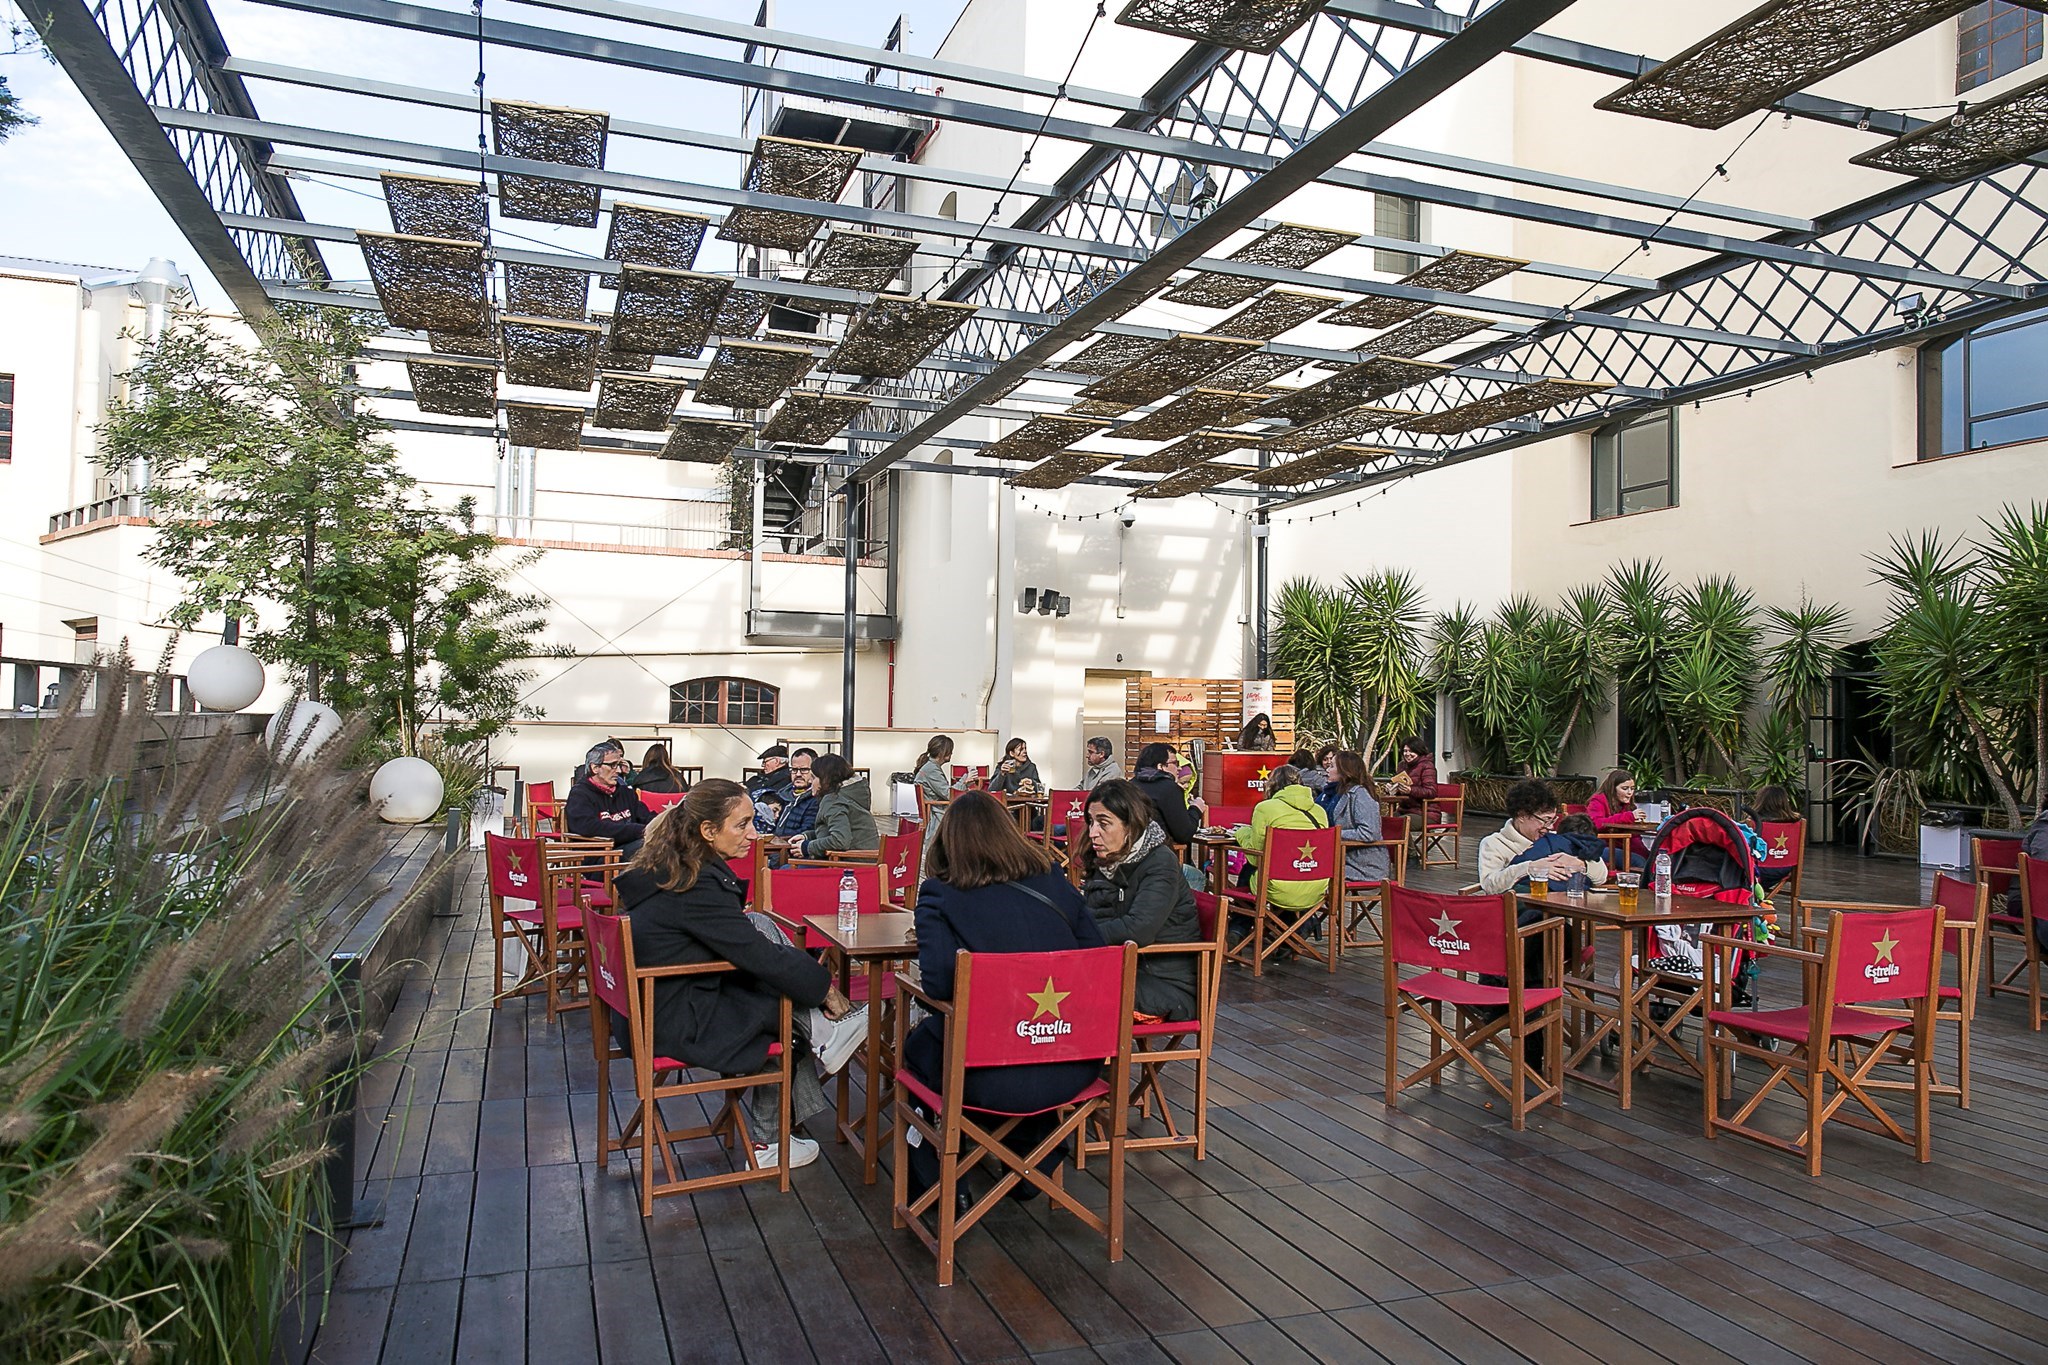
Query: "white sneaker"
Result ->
[[751, 1135, 820, 1170], [814, 1005, 870, 1077]]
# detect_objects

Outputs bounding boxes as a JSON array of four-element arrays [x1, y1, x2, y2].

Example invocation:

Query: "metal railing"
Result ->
[[2, 655, 193, 714], [48, 493, 150, 534]]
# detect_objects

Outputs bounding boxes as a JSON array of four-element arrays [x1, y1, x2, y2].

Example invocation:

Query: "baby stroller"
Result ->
[[1638, 807, 1772, 1011]]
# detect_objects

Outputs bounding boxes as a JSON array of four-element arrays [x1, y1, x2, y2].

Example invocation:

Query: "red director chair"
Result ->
[[1341, 813, 1409, 952], [1413, 782, 1465, 869], [584, 907, 796, 1215], [1978, 836, 2029, 1007], [1383, 885, 1564, 1130], [891, 945, 1135, 1287], [483, 831, 615, 1021], [1702, 903, 1943, 1176], [881, 824, 925, 905], [1223, 825, 1342, 976]]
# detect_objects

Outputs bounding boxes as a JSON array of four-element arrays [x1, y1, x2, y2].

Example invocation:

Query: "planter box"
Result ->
[[1453, 773, 1599, 817]]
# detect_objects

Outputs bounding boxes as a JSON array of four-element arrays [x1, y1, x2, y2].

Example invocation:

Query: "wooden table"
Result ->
[[1189, 830, 1236, 895], [1518, 888, 1764, 1109], [803, 911, 917, 1184]]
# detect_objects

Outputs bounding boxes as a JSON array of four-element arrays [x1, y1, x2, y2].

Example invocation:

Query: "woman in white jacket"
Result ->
[[1475, 778, 1608, 895]]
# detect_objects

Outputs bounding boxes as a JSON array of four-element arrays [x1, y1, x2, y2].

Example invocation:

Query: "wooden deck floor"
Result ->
[[307, 832, 2048, 1365]]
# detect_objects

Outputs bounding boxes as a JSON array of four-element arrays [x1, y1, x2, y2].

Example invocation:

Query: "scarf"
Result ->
[[1104, 820, 1169, 874]]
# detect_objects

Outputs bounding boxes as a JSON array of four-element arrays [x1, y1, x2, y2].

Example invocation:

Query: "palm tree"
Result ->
[[1269, 578, 1365, 749], [1977, 502, 2048, 808], [1607, 560, 1682, 780], [1343, 570, 1430, 768]]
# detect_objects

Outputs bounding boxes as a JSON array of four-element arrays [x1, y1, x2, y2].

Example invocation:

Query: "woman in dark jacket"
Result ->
[[633, 742, 689, 795], [987, 736, 1044, 796], [1078, 780, 1199, 1021], [1387, 736, 1438, 817], [903, 791, 1106, 1196], [616, 780, 867, 1172], [793, 753, 878, 858], [1240, 713, 1278, 750], [1130, 741, 1206, 844]]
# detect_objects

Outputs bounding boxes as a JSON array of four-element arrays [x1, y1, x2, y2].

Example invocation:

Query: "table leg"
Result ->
[[1616, 937, 1636, 1110], [859, 959, 886, 1184], [832, 951, 853, 1144]]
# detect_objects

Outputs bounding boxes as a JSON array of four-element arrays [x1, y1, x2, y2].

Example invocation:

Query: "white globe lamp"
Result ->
[[186, 644, 266, 712], [370, 756, 445, 824], [264, 698, 343, 762]]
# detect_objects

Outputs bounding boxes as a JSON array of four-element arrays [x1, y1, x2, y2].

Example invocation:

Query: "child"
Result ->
[[1504, 813, 1607, 893]]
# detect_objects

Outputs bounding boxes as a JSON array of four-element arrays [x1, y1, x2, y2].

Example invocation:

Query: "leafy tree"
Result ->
[[0, 74, 32, 142], [97, 305, 554, 748]]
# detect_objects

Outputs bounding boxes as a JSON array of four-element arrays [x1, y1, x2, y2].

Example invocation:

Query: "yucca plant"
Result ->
[[1342, 569, 1431, 768], [1607, 560, 1682, 780], [1269, 578, 1365, 747], [0, 655, 406, 1363], [1540, 584, 1617, 769], [1977, 502, 2048, 807]]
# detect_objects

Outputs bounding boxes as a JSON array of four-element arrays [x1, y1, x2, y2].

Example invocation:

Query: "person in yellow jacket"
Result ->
[[1231, 765, 1332, 914]]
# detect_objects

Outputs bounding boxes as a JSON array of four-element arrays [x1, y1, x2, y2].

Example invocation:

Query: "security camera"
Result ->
[[1119, 513, 1135, 529]]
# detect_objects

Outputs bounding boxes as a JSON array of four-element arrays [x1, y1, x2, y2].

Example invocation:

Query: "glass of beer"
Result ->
[[1529, 875, 1549, 900], [1616, 871, 1641, 913]]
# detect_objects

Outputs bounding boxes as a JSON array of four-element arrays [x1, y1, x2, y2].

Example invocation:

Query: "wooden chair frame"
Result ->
[[1977, 836, 2030, 1002], [1222, 825, 1342, 977], [533, 840, 620, 1022], [1340, 814, 1409, 952], [1382, 888, 1564, 1131], [1755, 817, 1808, 910], [1701, 906, 1941, 1177], [524, 779, 562, 835], [2000, 852, 2047, 1031], [889, 948, 1133, 1288], [1412, 784, 1465, 869], [586, 908, 797, 1216]]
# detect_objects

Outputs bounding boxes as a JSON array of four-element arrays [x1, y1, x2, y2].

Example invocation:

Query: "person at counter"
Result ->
[[1239, 713, 1278, 751]]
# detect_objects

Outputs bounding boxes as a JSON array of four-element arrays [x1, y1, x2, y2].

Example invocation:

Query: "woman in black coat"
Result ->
[[1078, 780, 1200, 1021], [903, 791, 1106, 1195], [616, 779, 866, 1172], [1129, 741, 1206, 845]]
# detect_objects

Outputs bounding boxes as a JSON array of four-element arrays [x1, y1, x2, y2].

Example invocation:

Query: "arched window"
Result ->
[[938, 191, 958, 220], [669, 676, 779, 726]]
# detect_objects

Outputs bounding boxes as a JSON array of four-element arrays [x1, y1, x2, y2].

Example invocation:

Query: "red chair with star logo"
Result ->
[[890, 944, 1134, 1287], [1413, 782, 1465, 869], [637, 789, 685, 814], [584, 906, 796, 1215], [1341, 814, 1409, 952], [1977, 835, 2028, 1000], [1223, 825, 1342, 976], [1702, 903, 1942, 1176], [880, 824, 924, 906], [1045, 788, 1090, 875], [1755, 818, 1807, 907], [1382, 885, 1563, 1130], [484, 831, 611, 1021]]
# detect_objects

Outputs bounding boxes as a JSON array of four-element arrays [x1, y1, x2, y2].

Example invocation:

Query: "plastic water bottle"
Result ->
[[837, 871, 859, 937], [1653, 851, 1673, 906]]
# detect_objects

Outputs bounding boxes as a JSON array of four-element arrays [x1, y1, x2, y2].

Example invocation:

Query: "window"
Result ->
[[0, 373, 13, 462], [937, 191, 958, 220], [1590, 410, 1677, 519], [1373, 194, 1423, 275], [1959, 2, 2042, 92], [1920, 307, 2048, 457], [668, 676, 779, 726]]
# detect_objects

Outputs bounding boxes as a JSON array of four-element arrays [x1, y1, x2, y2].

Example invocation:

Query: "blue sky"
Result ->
[[0, 0, 971, 304]]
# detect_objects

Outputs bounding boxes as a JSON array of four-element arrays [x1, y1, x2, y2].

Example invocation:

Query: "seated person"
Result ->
[[1078, 780, 1199, 1021], [614, 780, 868, 1172], [1385, 736, 1437, 816], [902, 792, 1107, 1200], [1587, 769, 1648, 867], [1505, 813, 1608, 892], [634, 743, 690, 796], [791, 754, 878, 859], [1077, 736, 1121, 791], [1325, 751, 1391, 885], [566, 741, 656, 860], [2027, 806, 2048, 956], [1740, 783, 1801, 891], [1291, 748, 1328, 797], [912, 734, 974, 807], [1476, 778, 1608, 896], [1231, 766, 1332, 934], [766, 748, 820, 862], [747, 744, 796, 832], [988, 737, 1043, 797], [1130, 742, 1205, 844]]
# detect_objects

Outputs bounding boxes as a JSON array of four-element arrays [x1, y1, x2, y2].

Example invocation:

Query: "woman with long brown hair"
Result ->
[[1078, 779, 1198, 1021], [1325, 751, 1390, 885], [617, 779, 866, 1172], [633, 742, 689, 795], [902, 791, 1106, 1199]]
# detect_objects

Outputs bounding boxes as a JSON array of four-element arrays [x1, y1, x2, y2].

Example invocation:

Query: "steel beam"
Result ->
[[855, 0, 1582, 479]]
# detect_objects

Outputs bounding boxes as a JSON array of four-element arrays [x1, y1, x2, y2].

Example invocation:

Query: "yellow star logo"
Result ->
[[1431, 911, 1461, 938], [507, 849, 525, 873], [1872, 930, 1899, 965], [1770, 835, 1789, 856], [1026, 976, 1069, 1021], [1256, 766, 1271, 781], [1298, 840, 1320, 864]]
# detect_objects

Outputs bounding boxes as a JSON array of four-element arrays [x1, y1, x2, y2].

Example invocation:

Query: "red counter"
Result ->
[[1202, 751, 1283, 828]]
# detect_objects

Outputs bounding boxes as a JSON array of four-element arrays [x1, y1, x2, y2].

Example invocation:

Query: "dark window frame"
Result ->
[[1590, 409, 1678, 520], [1959, 2, 2043, 92], [0, 372, 14, 463], [1918, 307, 2048, 459], [667, 675, 779, 726]]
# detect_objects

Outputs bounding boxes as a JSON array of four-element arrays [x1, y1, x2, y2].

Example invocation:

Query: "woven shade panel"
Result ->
[[381, 173, 486, 242], [602, 203, 708, 285], [1594, 0, 1984, 131], [660, 417, 755, 464], [593, 315, 652, 372], [1246, 443, 1391, 486], [1362, 310, 1492, 358], [1851, 71, 2048, 180], [1210, 289, 1338, 341], [1048, 333, 1162, 375], [1205, 350, 1307, 389], [824, 295, 977, 378], [1398, 379, 1612, 435], [1134, 461, 1249, 499], [430, 327, 499, 359], [761, 390, 872, 444], [1265, 405, 1420, 453], [406, 358, 498, 418], [1116, 0, 1328, 56], [1322, 295, 1427, 329], [1052, 266, 1123, 320], [808, 230, 919, 290], [1117, 429, 1261, 473], [359, 232, 489, 334], [1112, 388, 1265, 442], [714, 288, 771, 337], [1255, 357, 1449, 423], [611, 267, 732, 357], [592, 373, 687, 430], [1007, 453, 1120, 489], [501, 316, 600, 390], [1158, 224, 1355, 308], [718, 136, 863, 249], [503, 262, 591, 320], [696, 341, 817, 409], [1324, 250, 1528, 329], [1069, 398, 1136, 417], [1077, 333, 1264, 405], [983, 413, 1113, 462], [506, 402, 583, 450], [492, 101, 608, 227]]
